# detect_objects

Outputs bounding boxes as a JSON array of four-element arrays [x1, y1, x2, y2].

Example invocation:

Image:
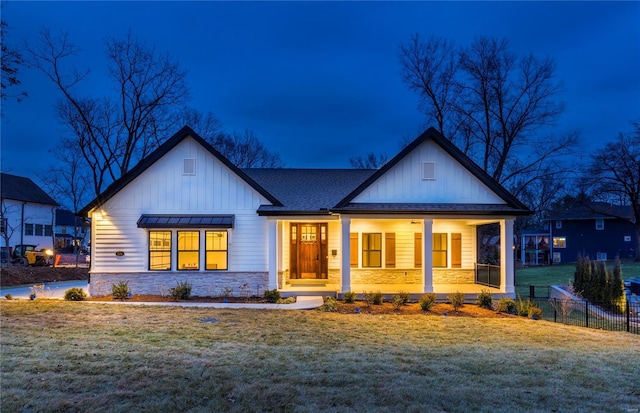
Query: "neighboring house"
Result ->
[[1, 173, 59, 252], [79, 126, 530, 298], [546, 203, 636, 264], [55, 209, 90, 253]]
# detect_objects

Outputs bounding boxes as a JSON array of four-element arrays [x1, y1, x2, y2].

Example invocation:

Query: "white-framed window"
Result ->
[[553, 237, 566, 248], [624, 235, 631, 242], [552, 252, 561, 263], [595, 219, 604, 230], [555, 220, 562, 229], [596, 252, 607, 261]]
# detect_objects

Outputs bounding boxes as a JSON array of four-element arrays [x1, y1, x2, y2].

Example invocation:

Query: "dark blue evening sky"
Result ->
[[1, 1, 639, 181]]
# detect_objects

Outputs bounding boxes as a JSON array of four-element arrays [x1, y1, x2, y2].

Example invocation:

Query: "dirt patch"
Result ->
[[0, 266, 89, 287]]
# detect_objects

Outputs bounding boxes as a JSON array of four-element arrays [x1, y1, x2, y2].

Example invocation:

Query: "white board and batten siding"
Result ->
[[353, 140, 504, 204], [91, 137, 270, 273]]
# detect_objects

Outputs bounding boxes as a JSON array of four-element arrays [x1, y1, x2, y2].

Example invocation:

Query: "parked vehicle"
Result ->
[[11, 244, 53, 266]]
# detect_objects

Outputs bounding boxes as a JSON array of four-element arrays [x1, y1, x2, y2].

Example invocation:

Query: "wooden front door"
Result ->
[[290, 223, 328, 279]]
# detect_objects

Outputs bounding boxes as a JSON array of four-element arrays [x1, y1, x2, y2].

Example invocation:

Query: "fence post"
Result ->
[[585, 301, 589, 328], [627, 301, 630, 333], [529, 285, 535, 298], [553, 298, 557, 323]]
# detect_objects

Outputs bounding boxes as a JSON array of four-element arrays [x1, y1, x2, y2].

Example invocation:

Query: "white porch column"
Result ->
[[422, 219, 433, 293], [341, 217, 351, 293], [500, 218, 515, 294], [267, 219, 278, 290]]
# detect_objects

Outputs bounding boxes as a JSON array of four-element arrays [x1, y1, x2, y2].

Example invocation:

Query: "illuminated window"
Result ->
[[149, 231, 171, 271], [433, 233, 447, 268], [206, 231, 227, 270], [178, 231, 199, 270], [362, 233, 382, 267], [553, 237, 566, 248]]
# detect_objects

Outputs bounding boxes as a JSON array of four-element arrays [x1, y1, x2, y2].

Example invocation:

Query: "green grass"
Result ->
[[2, 301, 639, 412]]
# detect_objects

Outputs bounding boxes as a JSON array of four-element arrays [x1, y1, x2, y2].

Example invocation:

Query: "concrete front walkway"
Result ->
[[0, 280, 324, 310]]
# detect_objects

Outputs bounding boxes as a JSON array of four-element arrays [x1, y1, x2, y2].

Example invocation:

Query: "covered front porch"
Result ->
[[268, 215, 516, 299]]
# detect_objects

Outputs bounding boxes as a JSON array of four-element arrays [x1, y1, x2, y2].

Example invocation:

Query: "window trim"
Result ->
[[595, 219, 604, 230], [553, 237, 566, 249]]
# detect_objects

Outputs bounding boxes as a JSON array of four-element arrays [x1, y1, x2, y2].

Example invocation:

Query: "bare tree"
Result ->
[[211, 129, 283, 168], [26, 29, 189, 196], [1, 19, 27, 102], [584, 119, 640, 260], [399, 35, 576, 192], [0, 200, 20, 265], [349, 153, 388, 169]]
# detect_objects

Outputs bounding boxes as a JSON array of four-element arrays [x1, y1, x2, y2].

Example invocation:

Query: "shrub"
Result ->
[[476, 289, 493, 310], [64, 288, 86, 301], [515, 295, 538, 317], [372, 291, 383, 305], [495, 297, 516, 314], [278, 297, 296, 304], [343, 291, 357, 303], [169, 280, 192, 300], [264, 289, 281, 303], [419, 293, 436, 311], [448, 291, 464, 312], [4, 294, 13, 300], [392, 294, 404, 310], [363, 291, 374, 307], [529, 305, 543, 320], [396, 291, 410, 305], [112, 281, 131, 300], [316, 296, 338, 312], [221, 287, 233, 298]]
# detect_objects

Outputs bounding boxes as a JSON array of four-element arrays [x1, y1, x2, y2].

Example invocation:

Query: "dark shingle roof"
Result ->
[[546, 202, 633, 221], [1, 173, 58, 206], [243, 169, 376, 215]]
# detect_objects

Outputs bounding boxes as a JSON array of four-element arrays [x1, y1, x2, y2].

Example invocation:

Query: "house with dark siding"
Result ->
[[546, 203, 636, 264]]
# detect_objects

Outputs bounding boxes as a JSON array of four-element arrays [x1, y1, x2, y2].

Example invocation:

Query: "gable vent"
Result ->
[[422, 162, 436, 180], [183, 158, 196, 175]]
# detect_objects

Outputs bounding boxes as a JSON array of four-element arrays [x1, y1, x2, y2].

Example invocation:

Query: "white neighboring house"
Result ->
[[79, 126, 531, 298], [1, 173, 59, 258]]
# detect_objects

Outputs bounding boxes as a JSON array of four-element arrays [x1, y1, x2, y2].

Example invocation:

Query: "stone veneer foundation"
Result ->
[[89, 272, 269, 297]]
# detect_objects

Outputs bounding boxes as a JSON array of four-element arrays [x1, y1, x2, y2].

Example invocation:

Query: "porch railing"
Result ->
[[475, 263, 501, 288]]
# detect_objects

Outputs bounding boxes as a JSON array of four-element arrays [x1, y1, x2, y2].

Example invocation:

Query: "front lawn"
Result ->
[[1, 301, 638, 412]]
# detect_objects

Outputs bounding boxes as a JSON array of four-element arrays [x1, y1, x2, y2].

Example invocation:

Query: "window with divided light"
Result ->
[[362, 233, 382, 267], [432, 233, 447, 268], [149, 231, 171, 271], [178, 231, 200, 270], [553, 237, 566, 248], [206, 231, 228, 270]]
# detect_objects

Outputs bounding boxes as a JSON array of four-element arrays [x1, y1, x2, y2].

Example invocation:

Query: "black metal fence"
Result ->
[[475, 263, 500, 288], [530, 297, 640, 335]]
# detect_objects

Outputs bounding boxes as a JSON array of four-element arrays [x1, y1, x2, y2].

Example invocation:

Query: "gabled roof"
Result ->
[[334, 127, 530, 215], [244, 169, 375, 215], [79, 126, 282, 216], [0, 173, 58, 206]]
